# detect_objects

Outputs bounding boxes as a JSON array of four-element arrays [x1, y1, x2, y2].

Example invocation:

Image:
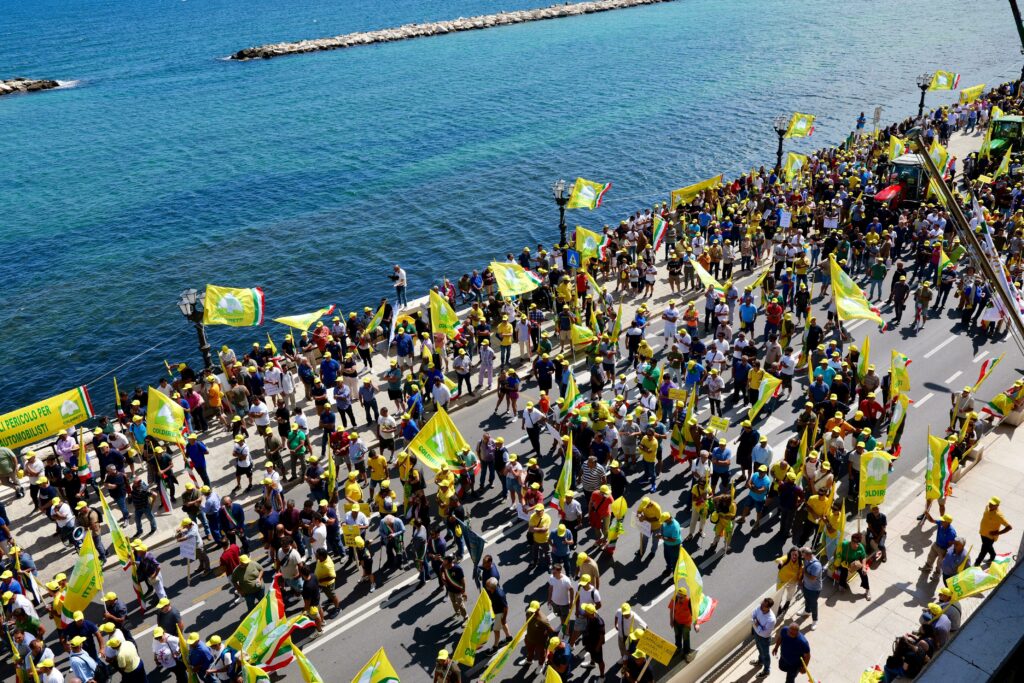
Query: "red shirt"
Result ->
[[219, 544, 241, 574], [669, 595, 693, 627]]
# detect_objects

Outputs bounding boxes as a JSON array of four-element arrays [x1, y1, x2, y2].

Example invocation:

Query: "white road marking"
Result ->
[[758, 415, 785, 437], [133, 601, 205, 639], [945, 371, 963, 384], [845, 319, 866, 332], [911, 459, 926, 474], [913, 392, 935, 408], [641, 584, 677, 611], [973, 350, 989, 364], [923, 336, 956, 359]]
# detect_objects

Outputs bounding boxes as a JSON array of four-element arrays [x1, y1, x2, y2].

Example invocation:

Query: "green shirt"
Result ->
[[288, 430, 307, 456]]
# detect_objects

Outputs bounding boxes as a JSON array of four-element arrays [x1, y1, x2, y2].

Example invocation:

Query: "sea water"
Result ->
[[0, 0, 1015, 411]]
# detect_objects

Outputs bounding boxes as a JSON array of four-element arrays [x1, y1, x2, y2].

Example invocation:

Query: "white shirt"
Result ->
[[548, 574, 573, 605], [310, 524, 327, 555], [614, 608, 647, 638], [153, 636, 181, 670], [263, 368, 283, 396], [54, 502, 75, 528], [394, 268, 407, 287], [248, 401, 270, 427], [751, 606, 777, 638]]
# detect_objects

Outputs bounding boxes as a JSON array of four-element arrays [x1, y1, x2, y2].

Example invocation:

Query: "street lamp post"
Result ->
[[772, 115, 790, 171], [552, 179, 570, 266], [916, 72, 933, 119], [177, 288, 214, 372]]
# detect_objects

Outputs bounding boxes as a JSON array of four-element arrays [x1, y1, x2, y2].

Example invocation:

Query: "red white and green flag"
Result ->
[[925, 431, 957, 501], [652, 215, 669, 251]]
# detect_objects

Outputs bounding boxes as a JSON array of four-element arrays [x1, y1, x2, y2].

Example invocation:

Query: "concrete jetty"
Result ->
[[230, 0, 675, 60], [0, 78, 60, 98]]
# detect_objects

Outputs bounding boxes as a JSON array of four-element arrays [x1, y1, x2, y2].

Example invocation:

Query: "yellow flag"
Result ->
[[99, 492, 132, 566], [692, 260, 726, 293], [672, 546, 716, 623], [857, 336, 870, 381], [926, 431, 958, 501], [575, 226, 604, 260], [366, 302, 387, 334], [405, 406, 472, 473], [146, 386, 186, 444], [928, 70, 960, 91], [567, 178, 612, 210], [490, 261, 542, 298], [858, 450, 893, 510], [272, 305, 336, 332], [995, 146, 1012, 179], [890, 350, 911, 395], [480, 614, 533, 682], [350, 648, 400, 683], [266, 332, 277, 356], [785, 112, 816, 138], [782, 152, 807, 182], [747, 374, 782, 421], [61, 531, 103, 623], [959, 83, 985, 104], [454, 590, 495, 665], [888, 135, 906, 160], [291, 641, 324, 683], [0, 386, 95, 451], [929, 138, 949, 175], [429, 290, 459, 339], [670, 174, 724, 208], [202, 284, 265, 326], [545, 667, 563, 683], [570, 324, 597, 348], [829, 255, 883, 325]]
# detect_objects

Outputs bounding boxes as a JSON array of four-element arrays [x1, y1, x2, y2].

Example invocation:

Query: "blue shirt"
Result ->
[[934, 523, 957, 550], [711, 446, 732, 473], [661, 518, 682, 546], [185, 442, 209, 470], [189, 642, 215, 671], [739, 303, 757, 323], [551, 530, 574, 558], [748, 472, 771, 502], [802, 557, 823, 591], [809, 382, 830, 404], [319, 359, 340, 386], [779, 630, 810, 669]]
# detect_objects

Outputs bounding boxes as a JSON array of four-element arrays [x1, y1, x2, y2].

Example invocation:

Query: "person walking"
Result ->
[[975, 496, 1013, 566], [773, 622, 810, 683], [750, 597, 777, 677], [799, 547, 822, 629]]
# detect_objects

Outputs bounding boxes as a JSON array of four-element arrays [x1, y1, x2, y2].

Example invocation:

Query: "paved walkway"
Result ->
[[701, 423, 1024, 683]]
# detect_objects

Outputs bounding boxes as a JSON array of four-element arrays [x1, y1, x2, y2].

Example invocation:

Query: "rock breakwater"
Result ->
[[0, 78, 61, 98], [230, 0, 675, 60]]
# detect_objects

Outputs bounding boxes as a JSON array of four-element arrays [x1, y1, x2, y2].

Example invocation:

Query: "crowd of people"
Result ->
[[2, 81, 1024, 683]]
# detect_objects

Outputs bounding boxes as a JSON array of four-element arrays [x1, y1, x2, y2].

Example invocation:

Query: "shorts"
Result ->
[[387, 389, 402, 400], [559, 330, 571, 343], [235, 465, 253, 476], [379, 438, 395, 451], [508, 478, 522, 494], [746, 498, 766, 513], [319, 582, 337, 602], [493, 611, 507, 632]]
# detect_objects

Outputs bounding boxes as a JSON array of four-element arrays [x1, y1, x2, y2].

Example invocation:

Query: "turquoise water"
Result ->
[[0, 0, 1016, 411]]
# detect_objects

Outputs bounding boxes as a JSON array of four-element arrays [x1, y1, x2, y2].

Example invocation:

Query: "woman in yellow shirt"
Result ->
[[775, 547, 802, 614]]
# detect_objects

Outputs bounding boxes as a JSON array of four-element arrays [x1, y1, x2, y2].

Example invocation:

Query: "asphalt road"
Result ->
[[44, 272, 1018, 683]]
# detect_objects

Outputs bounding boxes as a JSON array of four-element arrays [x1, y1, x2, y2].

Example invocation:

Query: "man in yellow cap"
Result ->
[[108, 635, 147, 682], [61, 608, 102, 661], [68, 633, 99, 682], [433, 647, 461, 682], [207, 634, 235, 682], [151, 626, 186, 680], [976, 496, 1012, 567]]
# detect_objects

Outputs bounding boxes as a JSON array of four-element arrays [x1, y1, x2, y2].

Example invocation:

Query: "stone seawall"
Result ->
[[230, 0, 675, 60], [0, 78, 61, 98]]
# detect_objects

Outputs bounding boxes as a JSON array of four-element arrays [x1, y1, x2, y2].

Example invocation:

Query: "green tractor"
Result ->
[[988, 115, 1024, 154]]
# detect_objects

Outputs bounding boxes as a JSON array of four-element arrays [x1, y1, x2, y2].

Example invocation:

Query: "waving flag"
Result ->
[[857, 336, 870, 381], [559, 372, 587, 420], [553, 434, 574, 511], [480, 614, 533, 682], [567, 178, 611, 210], [784, 112, 816, 138], [858, 450, 893, 510], [888, 135, 906, 160], [692, 260, 727, 294], [945, 553, 1011, 600], [782, 152, 807, 182], [974, 353, 1004, 392], [405, 406, 473, 473], [76, 429, 92, 483], [651, 216, 668, 251], [995, 147, 1013, 179], [929, 70, 961, 91], [366, 302, 387, 334], [925, 431, 958, 501], [959, 83, 985, 103], [350, 648, 400, 683], [429, 290, 459, 339], [575, 226, 605, 260], [673, 546, 717, 624], [291, 641, 324, 683], [570, 324, 597, 348], [830, 255, 883, 325], [453, 590, 495, 665], [241, 659, 272, 683], [146, 387, 186, 444], [747, 374, 782, 421], [890, 350, 912, 395], [273, 305, 336, 332], [490, 261, 542, 297], [670, 174, 724, 209], [61, 532, 103, 624], [203, 284, 265, 326], [885, 392, 909, 451]]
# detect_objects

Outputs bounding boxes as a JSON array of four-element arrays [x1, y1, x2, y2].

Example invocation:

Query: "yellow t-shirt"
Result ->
[[497, 322, 513, 346], [980, 509, 1008, 539], [639, 501, 663, 532], [367, 456, 388, 482], [806, 495, 830, 522], [639, 435, 658, 463], [748, 368, 764, 391], [344, 482, 362, 503], [208, 383, 223, 408], [316, 557, 336, 585], [529, 510, 551, 543]]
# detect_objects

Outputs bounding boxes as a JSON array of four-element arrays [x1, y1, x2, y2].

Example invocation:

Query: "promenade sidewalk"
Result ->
[[700, 422, 1024, 683]]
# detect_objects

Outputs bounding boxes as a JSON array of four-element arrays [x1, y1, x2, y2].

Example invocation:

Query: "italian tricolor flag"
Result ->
[[652, 215, 668, 251]]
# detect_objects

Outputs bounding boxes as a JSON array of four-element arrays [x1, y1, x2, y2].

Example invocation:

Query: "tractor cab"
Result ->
[[873, 154, 927, 208], [989, 115, 1024, 154]]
